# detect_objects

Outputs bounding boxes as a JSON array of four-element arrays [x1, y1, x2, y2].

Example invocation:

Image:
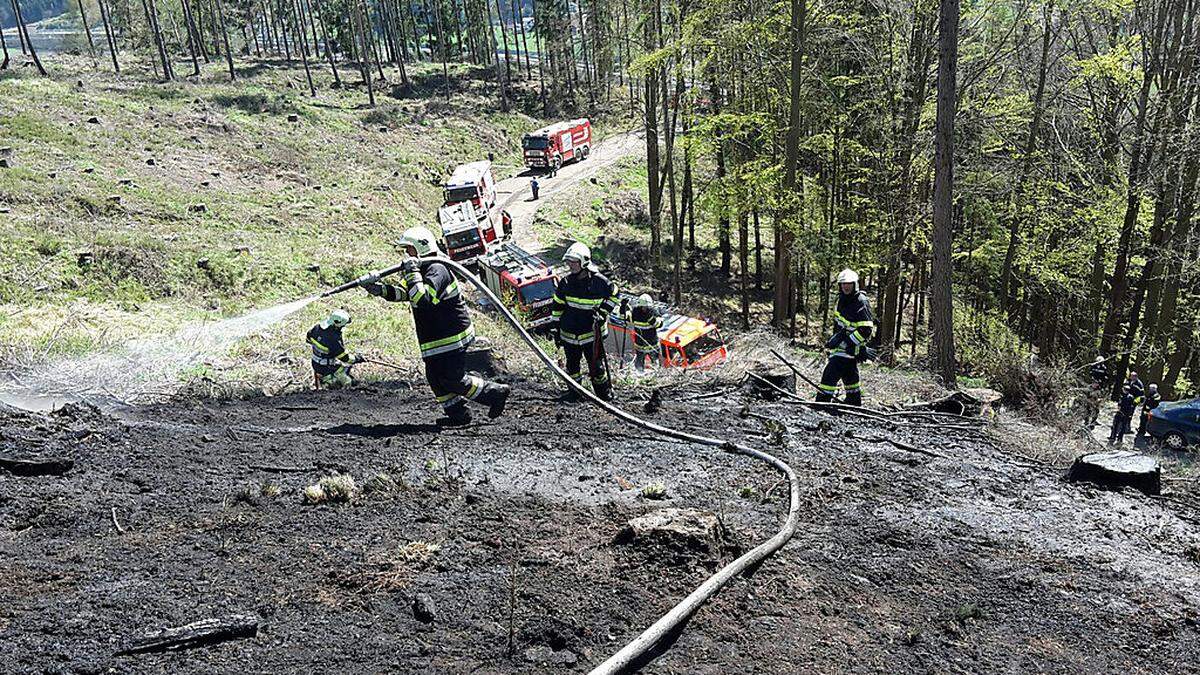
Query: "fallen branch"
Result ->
[[769, 347, 842, 403], [114, 615, 259, 656], [110, 507, 126, 534], [249, 464, 315, 473], [0, 456, 74, 476]]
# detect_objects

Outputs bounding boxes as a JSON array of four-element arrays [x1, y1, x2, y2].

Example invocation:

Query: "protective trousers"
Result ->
[[817, 356, 862, 406], [424, 348, 487, 416], [563, 341, 611, 399]]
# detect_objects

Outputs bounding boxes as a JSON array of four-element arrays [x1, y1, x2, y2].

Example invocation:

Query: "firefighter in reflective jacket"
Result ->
[[551, 242, 619, 400], [817, 268, 874, 406], [630, 293, 662, 372], [359, 226, 510, 426], [307, 309, 363, 389]]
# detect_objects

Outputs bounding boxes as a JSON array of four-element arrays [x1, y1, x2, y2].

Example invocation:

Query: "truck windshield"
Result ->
[[523, 136, 550, 150], [684, 333, 723, 362], [519, 279, 556, 304], [446, 229, 482, 249], [444, 186, 479, 204]]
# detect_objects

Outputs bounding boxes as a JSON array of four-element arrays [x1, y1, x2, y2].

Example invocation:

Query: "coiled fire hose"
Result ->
[[338, 258, 802, 673]]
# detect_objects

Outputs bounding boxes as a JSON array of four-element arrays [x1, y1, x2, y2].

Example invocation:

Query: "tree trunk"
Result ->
[[774, 0, 806, 329], [643, 1, 661, 264], [354, 0, 377, 105], [12, 0, 48, 74], [1, 10, 11, 69], [181, 0, 202, 75], [292, 0, 315, 92], [313, 0, 341, 85], [514, 0, 531, 78], [214, 0, 236, 79], [490, 0, 510, 110], [434, 0, 451, 99], [96, 0, 120, 71], [929, 0, 958, 385], [740, 211, 750, 327], [77, 0, 98, 59]]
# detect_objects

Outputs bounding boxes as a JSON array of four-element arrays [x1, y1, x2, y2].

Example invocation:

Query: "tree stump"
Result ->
[[1067, 451, 1161, 496], [748, 367, 796, 401]]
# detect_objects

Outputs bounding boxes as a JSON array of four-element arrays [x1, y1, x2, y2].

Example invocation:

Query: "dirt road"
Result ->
[[491, 128, 646, 254], [4, 379, 1199, 672]]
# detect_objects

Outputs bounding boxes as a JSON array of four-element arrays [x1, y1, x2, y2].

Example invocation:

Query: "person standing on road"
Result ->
[[307, 309, 363, 389], [816, 269, 874, 406], [359, 226, 511, 426], [1138, 383, 1162, 438], [1109, 386, 1136, 445], [531, 177, 540, 200], [551, 242, 619, 401], [630, 294, 662, 372]]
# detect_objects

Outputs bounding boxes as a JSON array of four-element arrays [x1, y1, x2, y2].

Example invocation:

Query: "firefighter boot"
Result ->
[[479, 383, 511, 419], [593, 377, 613, 402], [437, 402, 472, 427]]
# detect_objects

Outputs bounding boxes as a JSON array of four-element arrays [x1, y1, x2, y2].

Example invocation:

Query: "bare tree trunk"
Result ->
[[292, 0, 315, 92], [354, 0, 376, 105], [490, 0, 510, 110], [643, 0, 661, 263], [213, 0, 235, 78], [0, 12, 11, 69], [97, 0, 120, 71], [740, 211, 750, 327], [929, 0, 958, 385], [774, 0, 806, 328], [312, 0, 341, 85], [12, 0, 47, 74], [181, 0, 203, 75], [11, 0, 28, 55], [77, 0, 98, 60], [514, 0, 531, 78], [433, 0, 451, 99], [495, 0, 512, 82]]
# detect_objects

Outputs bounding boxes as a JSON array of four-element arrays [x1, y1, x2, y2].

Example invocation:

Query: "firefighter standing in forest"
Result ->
[[1089, 355, 1109, 385], [1109, 385, 1136, 445], [359, 226, 510, 426], [307, 309, 363, 389], [1138, 383, 1162, 439], [630, 293, 663, 372], [816, 269, 874, 406], [551, 242, 619, 401]]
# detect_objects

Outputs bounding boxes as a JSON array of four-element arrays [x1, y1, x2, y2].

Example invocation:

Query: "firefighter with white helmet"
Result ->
[[551, 241, 620, 400], [817, 268, 874, 406], [358, 225, 510, 425], [629, 293, 662, 372], [307, 308, 363, 389]]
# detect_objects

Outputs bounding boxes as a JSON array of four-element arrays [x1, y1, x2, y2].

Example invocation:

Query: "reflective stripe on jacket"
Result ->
[[552, 270, 618, 345], [377, 260, 475, 359], [829, 290, 874, 359]]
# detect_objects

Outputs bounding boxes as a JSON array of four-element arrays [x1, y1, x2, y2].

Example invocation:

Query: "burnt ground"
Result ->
[[3, 377, 1200, 674]]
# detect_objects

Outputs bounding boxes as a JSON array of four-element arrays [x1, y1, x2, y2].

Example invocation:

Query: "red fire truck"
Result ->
[[607, 295, 728, 370], [443, 160, 497, 211], [478, 242, 559, 329], [437, 201, 506, 268], [522, 119, 592, 172]]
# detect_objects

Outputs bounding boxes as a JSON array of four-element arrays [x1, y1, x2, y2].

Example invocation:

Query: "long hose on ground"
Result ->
[[429, 258, 803, 674]]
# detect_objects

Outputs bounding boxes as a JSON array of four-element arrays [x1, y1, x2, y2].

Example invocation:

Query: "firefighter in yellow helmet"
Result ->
[[307, 309, 363, 389], [550, 242, 620, 400]]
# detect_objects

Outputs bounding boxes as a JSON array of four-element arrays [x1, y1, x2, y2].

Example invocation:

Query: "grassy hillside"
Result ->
[[0, 58, 550, 392]]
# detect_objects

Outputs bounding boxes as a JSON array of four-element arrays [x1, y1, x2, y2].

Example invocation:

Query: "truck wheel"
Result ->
[[1163, 431, 1188, 450], [580, 145, 590, 160], [553, 156, 563, 171]]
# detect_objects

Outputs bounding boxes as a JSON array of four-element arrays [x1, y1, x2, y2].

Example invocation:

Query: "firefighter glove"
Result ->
[[551, 327, 562, 348], [400, 258, 420, 275], [350, 354, 366, 364], [358, 271, 382, 287], [362, 281, 385, 297], [826, 330, 846, 350], [856, 346, 878, 363], [593, 309, 609, 325]]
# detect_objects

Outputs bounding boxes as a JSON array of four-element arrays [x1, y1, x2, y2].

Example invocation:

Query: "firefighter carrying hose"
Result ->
[[630, 293, 662, 372], [359, 226, 510, 426], [551, 242, 619, 401], [817, 268, 874, 406], [307, 309, 363, 389]]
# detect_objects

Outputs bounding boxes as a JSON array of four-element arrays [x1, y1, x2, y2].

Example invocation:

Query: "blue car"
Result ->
[[1146, 398, 1200, 450]]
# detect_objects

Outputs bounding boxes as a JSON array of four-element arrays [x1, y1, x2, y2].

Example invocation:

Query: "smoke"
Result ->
[[0, 296, 318, 412]]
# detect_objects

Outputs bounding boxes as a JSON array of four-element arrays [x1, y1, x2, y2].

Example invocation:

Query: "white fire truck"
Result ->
[[438, 201, 506, 268], [442, 160, 497, 212]]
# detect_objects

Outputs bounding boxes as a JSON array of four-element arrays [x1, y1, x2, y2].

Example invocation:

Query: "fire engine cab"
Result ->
[[478, 242, 559, 329], [522, 119, 592, 172], [437, 201, 506, 268], [607, 295, 728, 369], [443, 160, 497, 211]]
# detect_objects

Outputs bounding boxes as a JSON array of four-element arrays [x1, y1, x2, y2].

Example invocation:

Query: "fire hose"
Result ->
[[324, 258, 801, 674]]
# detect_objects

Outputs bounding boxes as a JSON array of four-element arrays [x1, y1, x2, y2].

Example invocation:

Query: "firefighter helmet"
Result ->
[[563, 241, 591, 265], [637, 293, 653, 308], [836, 268, 859, 285], [1149, 383, 1158, 393], [324, 309, 351, 329], [397, 226, 440, 257]]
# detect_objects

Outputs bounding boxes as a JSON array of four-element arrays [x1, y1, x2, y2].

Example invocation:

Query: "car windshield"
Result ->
[[445, 229, 481, 249], [523, 135, 550, 150], [519, 279, 556, 303], [684, 333, 723, 361], [444, 186, 479, 203]]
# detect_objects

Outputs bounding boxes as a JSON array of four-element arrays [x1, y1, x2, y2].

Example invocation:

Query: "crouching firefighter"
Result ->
[[308, 309, 363, 389], [551, 242, 619, 400], [817, 268, 875, 406], [630, 294, 662, 371], [359, 227, 511, 426]]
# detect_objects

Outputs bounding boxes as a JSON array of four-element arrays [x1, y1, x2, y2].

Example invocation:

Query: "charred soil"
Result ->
[[2, 379, 1200, 673]]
